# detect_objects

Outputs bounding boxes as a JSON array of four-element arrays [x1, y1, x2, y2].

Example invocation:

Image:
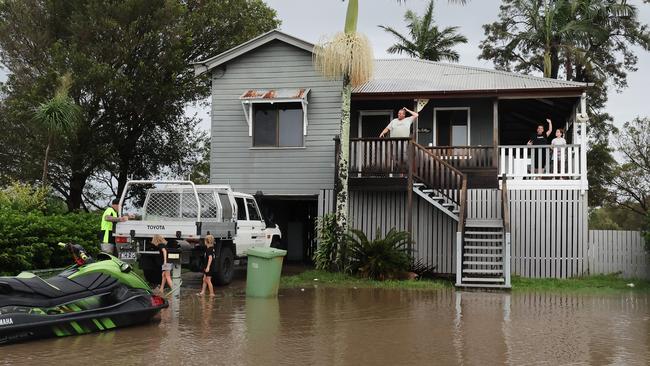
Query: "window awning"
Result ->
[[239, 88, 310, 136]]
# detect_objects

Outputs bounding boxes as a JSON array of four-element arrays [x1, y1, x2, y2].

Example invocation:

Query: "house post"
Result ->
[[407, 140, 415, 250], [492, 99, 499, 168], [578, 92, 589, 192], [333, 135, 341, 212]]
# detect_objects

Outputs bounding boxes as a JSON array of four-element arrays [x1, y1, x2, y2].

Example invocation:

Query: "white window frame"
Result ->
[[358, 110, 393, 138], [433, 107, 471, 146], [242, 99, 308, 138], [245, 100, 307, 147]]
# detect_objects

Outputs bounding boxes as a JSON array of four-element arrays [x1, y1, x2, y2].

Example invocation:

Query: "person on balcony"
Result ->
[[527, 118, 553, 175], [379, 107, 419, 138], [551, 127, 567, 178]]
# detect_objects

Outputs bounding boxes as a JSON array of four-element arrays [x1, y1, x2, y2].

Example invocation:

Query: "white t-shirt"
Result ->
[[551, 137, 566, 146], [386, 116, 415, 138], [551, 137, 566, 157]]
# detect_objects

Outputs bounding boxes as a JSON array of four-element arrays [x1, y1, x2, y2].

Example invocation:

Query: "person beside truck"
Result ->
[[99, 198, 132, 254]]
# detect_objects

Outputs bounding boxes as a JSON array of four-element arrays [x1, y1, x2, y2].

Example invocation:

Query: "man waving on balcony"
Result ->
[[379, 107, 419, 138], [527, 118, 553, 175]]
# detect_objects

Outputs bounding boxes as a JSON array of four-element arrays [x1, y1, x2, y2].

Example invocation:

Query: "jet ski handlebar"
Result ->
[[58, 242, 94, 266]]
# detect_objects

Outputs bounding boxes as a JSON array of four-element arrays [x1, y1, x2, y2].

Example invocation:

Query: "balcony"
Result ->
[[344, 138, 587, 191]]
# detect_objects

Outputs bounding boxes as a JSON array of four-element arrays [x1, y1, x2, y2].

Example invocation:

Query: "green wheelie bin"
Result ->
[[246, 247, 287, 298]]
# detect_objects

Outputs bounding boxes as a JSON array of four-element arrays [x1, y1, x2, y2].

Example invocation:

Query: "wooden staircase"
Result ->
[[456, 179, 512, 289], [411, 143, 465, 222], [345, 138, 511, 289]]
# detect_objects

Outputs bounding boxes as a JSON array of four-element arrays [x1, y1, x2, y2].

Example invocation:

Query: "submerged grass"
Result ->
[[281, 270, 452, 291], [282, 270, 650, 293], [511, 274, 650, 293]]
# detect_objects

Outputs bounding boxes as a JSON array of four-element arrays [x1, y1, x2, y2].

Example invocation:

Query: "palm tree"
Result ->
[[314, 0, 374, 269], [314, 0, 467, 270], [34, 73, 81, 184], [380, 0, 468, 62]]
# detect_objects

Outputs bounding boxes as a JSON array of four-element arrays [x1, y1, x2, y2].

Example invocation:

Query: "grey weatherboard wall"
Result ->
[[209, 40, 342, 195]]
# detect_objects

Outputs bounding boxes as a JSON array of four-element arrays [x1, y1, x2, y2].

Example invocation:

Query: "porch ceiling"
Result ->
[[499, 98, 578, 145]]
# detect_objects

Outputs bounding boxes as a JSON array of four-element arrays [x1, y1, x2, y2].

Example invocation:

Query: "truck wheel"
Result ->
[[213, 246, 234, 286]]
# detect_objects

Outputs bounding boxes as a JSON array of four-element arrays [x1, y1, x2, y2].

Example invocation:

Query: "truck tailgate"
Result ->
[[115, 221, 199, 239]]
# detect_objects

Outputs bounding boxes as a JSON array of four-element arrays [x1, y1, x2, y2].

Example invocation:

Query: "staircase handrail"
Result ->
[[458, 178, 468, 234], [411, 142, 467, 207], [501, 173, 510, 233]]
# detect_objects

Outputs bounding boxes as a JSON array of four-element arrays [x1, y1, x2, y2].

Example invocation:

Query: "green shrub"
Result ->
[[313, 213, 342, 271], [346, 228, 413, 280], [0, 183, 100, 275]]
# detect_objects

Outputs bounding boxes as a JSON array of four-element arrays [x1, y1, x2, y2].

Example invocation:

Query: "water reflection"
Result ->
[[2, 288, 648, 365]]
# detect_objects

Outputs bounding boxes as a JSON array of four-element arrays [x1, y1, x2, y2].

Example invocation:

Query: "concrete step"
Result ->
[[463, 269, 503, 274], [465, 246, 502, 250], [456, 283, 511, 289], [465, 231, 504, 236], [463, 253, 502, 258], [464, 238, 503, 243], [465, 219, 504, 228], [463, 261, 503, 266], [461, 277, 505, 283]]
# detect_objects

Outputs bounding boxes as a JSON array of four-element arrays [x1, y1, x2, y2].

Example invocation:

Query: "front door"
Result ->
[[359, 111, 393, 138]]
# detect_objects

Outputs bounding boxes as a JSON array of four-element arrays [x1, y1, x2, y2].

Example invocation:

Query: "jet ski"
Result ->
[[0, 242, 167, 345]]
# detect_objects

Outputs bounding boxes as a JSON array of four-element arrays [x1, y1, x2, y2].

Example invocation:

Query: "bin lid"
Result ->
[[246, 247, 287, 259]]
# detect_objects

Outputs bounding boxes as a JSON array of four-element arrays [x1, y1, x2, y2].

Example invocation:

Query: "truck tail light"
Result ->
[[115, 236, 129, 244]]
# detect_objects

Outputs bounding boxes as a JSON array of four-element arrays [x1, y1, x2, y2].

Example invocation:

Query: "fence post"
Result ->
[[407, 140, 415, 251]]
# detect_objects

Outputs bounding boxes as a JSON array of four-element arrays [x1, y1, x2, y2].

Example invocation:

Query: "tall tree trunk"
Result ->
[[67, 172, 87, 211], [42, 134, 52, 184], [335, 74, 352, 269], [116, 162, 130, 201]]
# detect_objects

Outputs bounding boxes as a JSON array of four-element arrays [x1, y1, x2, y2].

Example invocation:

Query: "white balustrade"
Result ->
[[498, 145, 582, 179]]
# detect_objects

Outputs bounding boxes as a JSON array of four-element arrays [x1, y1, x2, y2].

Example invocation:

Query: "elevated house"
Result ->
[[194, 30, 590, 288]]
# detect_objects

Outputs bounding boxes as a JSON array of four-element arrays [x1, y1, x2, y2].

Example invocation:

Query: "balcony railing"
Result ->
[[498, 145, 583, 179], [346, 139, 587, 188], [349, 138, 411, 177], [425, 146, 496, 169]]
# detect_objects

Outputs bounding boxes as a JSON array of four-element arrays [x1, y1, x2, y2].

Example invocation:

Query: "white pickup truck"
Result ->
[[114, 180, 281, 285]]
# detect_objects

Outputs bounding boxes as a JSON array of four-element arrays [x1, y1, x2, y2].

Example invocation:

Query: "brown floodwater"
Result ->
[[2, 273, 649, 366]]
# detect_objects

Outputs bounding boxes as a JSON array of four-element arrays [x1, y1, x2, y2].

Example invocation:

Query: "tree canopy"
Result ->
[[380, 0, 468, 62], [0, 0, 280, 210], [478, 0, 650, 206]]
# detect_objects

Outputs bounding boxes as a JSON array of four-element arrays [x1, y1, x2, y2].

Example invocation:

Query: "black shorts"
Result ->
[[532, 151, 547, 169]]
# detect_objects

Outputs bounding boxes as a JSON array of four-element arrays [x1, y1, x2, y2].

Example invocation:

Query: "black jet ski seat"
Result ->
[[0, 272, 120, 308]]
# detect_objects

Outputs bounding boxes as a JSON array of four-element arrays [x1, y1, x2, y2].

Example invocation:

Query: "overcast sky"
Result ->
[[3, 0, 649, 132]]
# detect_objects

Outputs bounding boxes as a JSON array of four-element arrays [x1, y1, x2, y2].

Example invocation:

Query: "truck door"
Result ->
[[245, 198, 266, 248], [234, 196, 254, 254]]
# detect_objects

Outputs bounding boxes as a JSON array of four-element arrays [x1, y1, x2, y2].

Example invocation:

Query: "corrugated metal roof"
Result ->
[[353, 59, 587, 94], [240, 88, 310, 101]]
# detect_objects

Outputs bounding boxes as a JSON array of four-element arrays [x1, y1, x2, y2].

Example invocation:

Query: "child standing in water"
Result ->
[[198, 234, 216, 297], [151, 234, 173, 293]]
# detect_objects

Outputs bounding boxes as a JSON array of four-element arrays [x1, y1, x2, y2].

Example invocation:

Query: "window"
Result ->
[[252, 102, 303, 147], [245, 199, 262, 221], [235, 197, 247, 220], [218, 193, 233, 221], [435, 108, 470, 146]]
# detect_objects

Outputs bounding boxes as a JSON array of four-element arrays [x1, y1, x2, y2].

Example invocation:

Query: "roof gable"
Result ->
[[193, 29, 314, 76]]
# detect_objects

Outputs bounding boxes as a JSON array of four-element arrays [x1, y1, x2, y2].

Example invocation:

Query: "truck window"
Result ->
[[218, 193, 233, 221], [246, 199, 262, 221], [235, 197, 247, 220]]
